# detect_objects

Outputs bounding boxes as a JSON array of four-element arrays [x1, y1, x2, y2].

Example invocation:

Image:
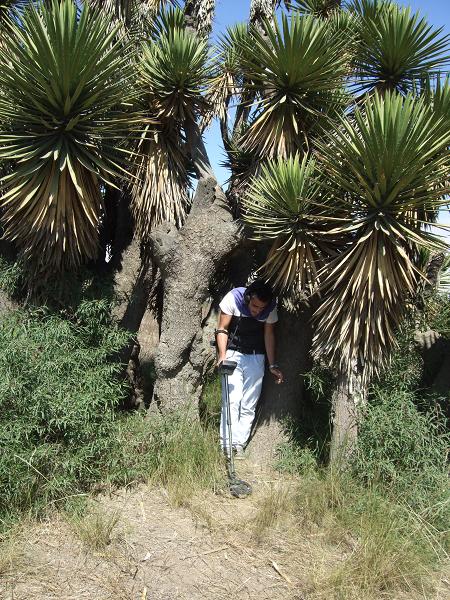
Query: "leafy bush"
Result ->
[[275, 439, 318, 476], [352, 389, 449, 518], [0, 295, 224, 529], [0, 303, 131, 529], [0, 257, 24, 298]]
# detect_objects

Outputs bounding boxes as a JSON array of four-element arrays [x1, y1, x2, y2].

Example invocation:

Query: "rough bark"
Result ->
[[248, 302, 314, 465], [150, 177, 240, 412], [184, 0, 215, 37], [250, 0, 277, 27], [111, 195, 159, 409], [329, 362, 366, 465]]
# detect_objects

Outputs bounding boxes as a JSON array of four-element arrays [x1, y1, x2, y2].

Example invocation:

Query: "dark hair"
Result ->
[[244, 279, 274, 304]]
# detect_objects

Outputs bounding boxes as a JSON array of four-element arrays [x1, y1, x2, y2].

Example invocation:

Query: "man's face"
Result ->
[[248, 295, 269, 318]]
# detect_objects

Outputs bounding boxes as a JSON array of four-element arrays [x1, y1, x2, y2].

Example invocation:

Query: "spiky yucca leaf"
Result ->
[[353, 3, 450, 94], [313, 92, 450, 382], [0, 0, 134, 272], [239, 13, 349, 159], [203, 22, 250, 128], [131, 126, 190, 235], [287, 0, 341, 18], [149, 4, 185, 39], [347, 0, 392, 20], [130, 10, 207, 234], [221, 124, 255, 191], [140, 19, 210, 121], [430, 76, 450, 126], [242, 155, 338, 293]]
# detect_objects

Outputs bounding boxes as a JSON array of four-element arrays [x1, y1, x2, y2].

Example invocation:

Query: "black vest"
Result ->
[[228, 315, 265, 354]]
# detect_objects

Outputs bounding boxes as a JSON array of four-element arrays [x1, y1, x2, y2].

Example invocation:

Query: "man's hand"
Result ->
[[216, 356, 226, 368], [269, 366, 284, 384]]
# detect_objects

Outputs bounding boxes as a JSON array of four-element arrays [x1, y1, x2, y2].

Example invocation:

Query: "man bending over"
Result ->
[[216, 280, 284, 457]]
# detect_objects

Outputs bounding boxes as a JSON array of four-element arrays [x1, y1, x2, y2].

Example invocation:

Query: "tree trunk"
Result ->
[[329, 362, 366, 465], [110, 194, 159, 409], [248, 302, 314, 465], [150, 177, 240, 412]]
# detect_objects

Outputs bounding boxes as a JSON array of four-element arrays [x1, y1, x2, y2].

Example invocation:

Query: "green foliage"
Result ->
[[199, 371, 222, 429], [0, 282, 224, 528], [0, 303, 131, 529], [353, 2, 450, 94], [290, 0, 342, 18], [275, 439, 318, 476], [141, 9, 210, 121], [287, 458, 447, 597], [240, 12, 350, 158], [374, 316, 423, 392], [313, 91, 450, 383], [242, 155, 336, 293], [0, 0, 135, 271], [0, 257, 24, 297], [353, 390, 449, 516]]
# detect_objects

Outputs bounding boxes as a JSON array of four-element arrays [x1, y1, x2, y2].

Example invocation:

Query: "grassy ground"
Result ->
[[0, 266, 448, 598]]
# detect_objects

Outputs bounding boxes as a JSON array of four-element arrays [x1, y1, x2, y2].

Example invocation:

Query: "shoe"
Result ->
[[233, 444, 245, 460]]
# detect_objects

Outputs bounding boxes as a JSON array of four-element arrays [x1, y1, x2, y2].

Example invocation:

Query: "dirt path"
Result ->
[[0, 463, 313, 600], [1, 460, 448, 600]]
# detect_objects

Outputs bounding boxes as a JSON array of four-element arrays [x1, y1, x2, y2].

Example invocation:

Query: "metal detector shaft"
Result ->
[[223, 371, 235, 478], [219, 360, 252, 498]]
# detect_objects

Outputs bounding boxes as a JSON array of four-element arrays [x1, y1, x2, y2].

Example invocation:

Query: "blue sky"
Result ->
[[203, 0, 450, 208]]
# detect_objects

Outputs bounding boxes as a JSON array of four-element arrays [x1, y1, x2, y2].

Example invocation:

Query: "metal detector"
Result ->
[[218, 359, 252, 498]]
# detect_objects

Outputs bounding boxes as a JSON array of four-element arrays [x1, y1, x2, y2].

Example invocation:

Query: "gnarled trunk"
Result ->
[[150, 177, 240, 412]]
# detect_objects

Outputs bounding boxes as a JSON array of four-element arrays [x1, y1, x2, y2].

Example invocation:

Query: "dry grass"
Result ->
[[68, 504, 121, 551], [0, 527, 22, 576], [1, 470, 447, 600], [250, 481, 296, 542]]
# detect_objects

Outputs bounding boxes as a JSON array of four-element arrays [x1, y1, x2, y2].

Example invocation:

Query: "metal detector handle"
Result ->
[[218, 359, 237, 375]]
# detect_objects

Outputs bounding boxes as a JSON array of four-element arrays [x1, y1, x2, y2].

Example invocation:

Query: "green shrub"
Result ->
[[199, 372, 222, 428], [0, 304, 131, 529], [275, 441, 318, 476], [353, 389, 449, 521], [0, 299, 225, 529], [106, 410, 225, 505], [0, 257, 24, 298]]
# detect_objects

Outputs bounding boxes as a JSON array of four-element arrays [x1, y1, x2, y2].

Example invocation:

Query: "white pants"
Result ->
[[220, 350, 265, 449]]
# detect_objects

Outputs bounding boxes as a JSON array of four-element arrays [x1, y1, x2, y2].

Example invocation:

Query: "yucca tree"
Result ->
[[0, 0, 135, 271], [352, 2, 450, 94], [242, 155, 339, 294], [245, 91, 449, 460], [239, 13, 350, 160], [314, 92, 449, 374], [131, 7, 210, 235], [287, 0, 341, 18], [241, 1, 450, 461]]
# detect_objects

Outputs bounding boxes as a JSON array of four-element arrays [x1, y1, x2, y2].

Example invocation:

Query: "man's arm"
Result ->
[[264, 322, 284, 384], [216, 311, 232, 365]]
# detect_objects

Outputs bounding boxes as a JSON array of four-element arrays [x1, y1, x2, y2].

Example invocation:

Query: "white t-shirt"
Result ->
[[219, 291, 278, 324]]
